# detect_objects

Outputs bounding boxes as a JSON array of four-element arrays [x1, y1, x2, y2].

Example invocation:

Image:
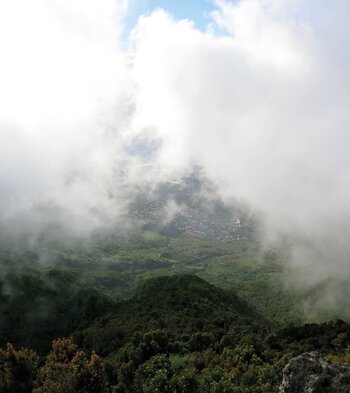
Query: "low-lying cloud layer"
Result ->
[[131, 0, 350, 283], [1, 0, 350, 311]]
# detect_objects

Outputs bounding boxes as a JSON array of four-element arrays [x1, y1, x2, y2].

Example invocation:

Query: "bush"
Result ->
[[34, 338, 107, 393], [0, 343, 39, 393]]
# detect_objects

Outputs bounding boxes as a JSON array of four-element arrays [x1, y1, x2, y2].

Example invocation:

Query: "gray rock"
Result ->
[[280, 352, 350, 392]]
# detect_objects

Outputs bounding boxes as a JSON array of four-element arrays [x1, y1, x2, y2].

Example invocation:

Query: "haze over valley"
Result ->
[[1, 1, 350, 392]]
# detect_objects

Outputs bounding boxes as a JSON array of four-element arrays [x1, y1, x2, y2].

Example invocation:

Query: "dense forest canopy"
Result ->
[[1, 270, 350, 392]]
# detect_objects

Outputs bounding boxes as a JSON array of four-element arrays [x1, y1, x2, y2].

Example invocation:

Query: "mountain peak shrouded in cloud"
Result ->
[[1, 0, 350, 313]]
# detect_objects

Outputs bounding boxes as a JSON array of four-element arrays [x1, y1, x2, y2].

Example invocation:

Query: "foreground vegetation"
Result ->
[[1, 272, 350, 393]]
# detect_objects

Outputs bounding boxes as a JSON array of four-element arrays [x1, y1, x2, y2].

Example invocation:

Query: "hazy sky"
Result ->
[[1, 0, 350, 310]]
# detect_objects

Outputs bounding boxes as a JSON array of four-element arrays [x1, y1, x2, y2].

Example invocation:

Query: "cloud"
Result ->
[[0, 0, 133, 236], [1, 0, 350, 312], [129, 0, 350, 288]]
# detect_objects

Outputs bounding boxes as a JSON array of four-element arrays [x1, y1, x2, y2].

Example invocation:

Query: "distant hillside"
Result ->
[[0, 271, 262, 355], [0, 269, 114, 353], [2, 271, 350, 392], [128, 170, 255, 241], [76, 275, 265, 356], [134, 275, 260, 320]]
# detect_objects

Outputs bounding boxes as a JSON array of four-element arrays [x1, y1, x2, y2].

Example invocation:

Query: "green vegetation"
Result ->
[[1, 271, 350, 392], [0, 269, 114, 352], [0, 230, 305, 322], [1, 224, 350, 392]]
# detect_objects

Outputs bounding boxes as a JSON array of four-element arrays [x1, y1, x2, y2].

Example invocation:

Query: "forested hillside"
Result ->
[[1, 183, 349, 392], [1, 271, 350, 392]]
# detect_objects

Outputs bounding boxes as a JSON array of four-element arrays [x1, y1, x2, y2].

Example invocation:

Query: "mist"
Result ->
[[1, 0, 350, 315]]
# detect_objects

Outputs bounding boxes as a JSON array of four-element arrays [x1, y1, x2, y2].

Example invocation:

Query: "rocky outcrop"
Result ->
[[280, 352, 350, 392]]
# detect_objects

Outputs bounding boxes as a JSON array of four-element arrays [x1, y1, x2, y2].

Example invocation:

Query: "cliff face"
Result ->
[[280, 352, 350, 393]]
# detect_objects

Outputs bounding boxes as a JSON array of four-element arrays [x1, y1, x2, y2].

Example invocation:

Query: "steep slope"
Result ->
[[77, 275, 265, 355], [0, 269, 115, 353]]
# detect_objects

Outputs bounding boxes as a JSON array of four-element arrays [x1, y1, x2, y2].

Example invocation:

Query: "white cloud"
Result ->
[[1, 0, 350, 306], [129, 0, 350, 286], [0, 0, 131, 234]]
